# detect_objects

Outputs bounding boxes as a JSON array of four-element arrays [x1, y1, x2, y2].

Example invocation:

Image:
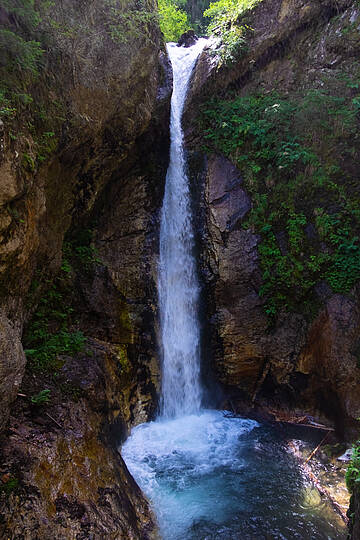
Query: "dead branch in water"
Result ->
[[267, 409, 335, 431], [288, 440, 348, 524], [305, 432, 329, 465]]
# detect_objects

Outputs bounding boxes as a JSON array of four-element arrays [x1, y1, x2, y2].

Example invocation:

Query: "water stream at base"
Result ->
[[121, 41, 346, 539]]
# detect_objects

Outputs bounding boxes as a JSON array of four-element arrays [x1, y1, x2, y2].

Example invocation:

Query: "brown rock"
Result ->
[[198, 153, 360, 436], [177, 30, 198, 48], [184, 0, 355, 136], [0, 0, 171, 535], [0, 0, 170, 433], [185, 0, 360, 439], [299, 295, 360, 429], [0, 340, 158, 539], [0, 312, 25, 432]]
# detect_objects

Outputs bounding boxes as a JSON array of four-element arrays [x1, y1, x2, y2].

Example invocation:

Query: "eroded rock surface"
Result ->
[[186, 0, 360, 438], [0, 340, 158, 539], [185, 0, 357, 128], [0, 0, 170, 430], [0, 0, 171, 536], [198, 155, 360, 436]]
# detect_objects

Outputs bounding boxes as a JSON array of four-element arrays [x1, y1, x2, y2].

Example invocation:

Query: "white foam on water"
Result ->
[[122, 410, 259, 539]]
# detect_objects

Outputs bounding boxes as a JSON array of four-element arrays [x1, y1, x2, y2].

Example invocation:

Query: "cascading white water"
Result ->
[[121, 41, 346, 540], [159, 40, 207, 418]]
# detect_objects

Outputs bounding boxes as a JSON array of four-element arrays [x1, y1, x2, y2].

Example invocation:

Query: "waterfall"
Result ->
[[159, 40, 207, 418], [121, 41, 346, 540]]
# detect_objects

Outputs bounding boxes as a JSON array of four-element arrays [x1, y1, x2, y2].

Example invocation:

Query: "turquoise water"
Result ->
[[122, 410, 346, 539]]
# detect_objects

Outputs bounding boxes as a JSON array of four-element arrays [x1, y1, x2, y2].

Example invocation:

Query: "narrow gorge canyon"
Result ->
[[0, 0, 359, 538]]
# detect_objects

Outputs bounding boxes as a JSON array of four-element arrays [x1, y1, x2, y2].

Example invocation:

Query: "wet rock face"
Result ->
[[0, 0, 171, 535], [178, 30, 198, 47], [0, 0, 169, 432], [299, 296, 360, 432], [199, 154, 360, 436], [186, 0, 360, 438], [0, 313, 25, 432], [349, 485, 360, 539], [72, 131, 167, 425], [200, 155, 305, 396], [0, 340, 158, 539]]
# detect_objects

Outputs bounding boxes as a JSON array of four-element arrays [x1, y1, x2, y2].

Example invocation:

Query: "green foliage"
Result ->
[[204, 0, 259, 32], [0, 476, 19, 496], [200, 82, 360, 321], [105, 0, 158, 44], [22, 152, 35, 171], [25, 329, 85, 372], [204, 0, 260, 65], [0, 89, 17, 117], [0, 1, 64, 166], [37, 131, 57, 162], [117, 345, 130, 373], [287, 212, 307, 255], [180, 0, 211, 33], [347, 443, 360, 493], [158, 0, 190, 42], [2, 0, 41, 28], [0, 0, 43, 83], [30, 389, 51, 405], [315, 210, 360, 293], [24, 230, 102, 372], [62, 228, 101, 271], [24, 276, 85, 372], [0, 29, 43, 75], [24, 267, 85, 373]]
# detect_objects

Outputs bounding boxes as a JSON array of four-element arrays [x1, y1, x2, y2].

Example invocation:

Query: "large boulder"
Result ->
[[178, 29, 198, 47]]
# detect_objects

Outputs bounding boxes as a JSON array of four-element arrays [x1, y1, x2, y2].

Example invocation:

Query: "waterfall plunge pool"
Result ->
[[122, 410, 346, 539]]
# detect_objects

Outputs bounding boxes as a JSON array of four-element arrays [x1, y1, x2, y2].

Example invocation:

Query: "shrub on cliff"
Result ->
[[158, 0, 190, 41], [200, 79, 360, 322], [106, 0, 159, 44], [0, 29, 43, 76], [0, 0, 44, 78], [204, 0, 260, 65]]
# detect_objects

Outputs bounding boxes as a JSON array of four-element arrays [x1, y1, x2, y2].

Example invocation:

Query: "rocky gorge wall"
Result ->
[[186, 0, 360, 437], [184, 2, 360, 533], [1, 0, 360, 536], [0, 0, 171, 537]]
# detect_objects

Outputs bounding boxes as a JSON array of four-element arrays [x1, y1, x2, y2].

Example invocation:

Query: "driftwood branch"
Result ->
[[45, 412, 62, 429], [305, 432, 329, 465]]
